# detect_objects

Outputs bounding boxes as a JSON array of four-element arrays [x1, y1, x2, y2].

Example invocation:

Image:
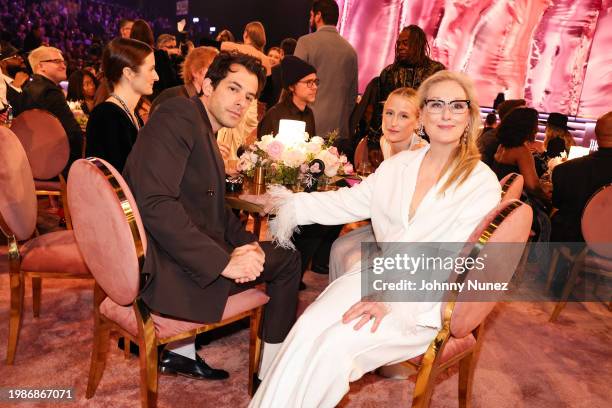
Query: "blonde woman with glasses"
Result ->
[[245, 71, 501, 408]]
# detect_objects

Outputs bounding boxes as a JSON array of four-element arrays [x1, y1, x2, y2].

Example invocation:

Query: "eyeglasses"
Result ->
[[424, 99, 470, 115], [298, 78, 320, 88], [40, 59, 66, 65]]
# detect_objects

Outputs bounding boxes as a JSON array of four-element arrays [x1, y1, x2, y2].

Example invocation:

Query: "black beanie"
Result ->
[[281, 55, 317, 88]]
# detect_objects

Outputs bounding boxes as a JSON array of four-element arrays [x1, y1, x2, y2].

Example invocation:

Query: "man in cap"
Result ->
[[20, 46, 83, 171], [551, 111, 612, 242], [258, 55, 318, 138], [0, 42, 28, 117]]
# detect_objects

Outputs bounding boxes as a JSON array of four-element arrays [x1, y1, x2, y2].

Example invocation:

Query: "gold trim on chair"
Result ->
[[409, 200, 525, 408], [500, 173, 519, 199]]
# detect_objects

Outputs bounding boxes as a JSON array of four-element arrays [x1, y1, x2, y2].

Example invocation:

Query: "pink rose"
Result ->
[[266, 140, 285, 160], [328, 146, 339, 156], [343, 163, 354, 174]]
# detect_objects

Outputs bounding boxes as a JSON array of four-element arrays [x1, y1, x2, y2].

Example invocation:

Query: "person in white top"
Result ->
[[329, 87, 427, 282], [244, 71, 501, 408]]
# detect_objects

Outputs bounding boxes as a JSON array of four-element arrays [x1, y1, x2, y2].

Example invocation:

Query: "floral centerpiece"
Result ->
[[237, 119, 353, 190], [67, 100, 88, 131]]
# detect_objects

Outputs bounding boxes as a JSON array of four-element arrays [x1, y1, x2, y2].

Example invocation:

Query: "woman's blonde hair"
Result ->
[[181, 46, 219, 85], [416, 70, 481, 193], [244, 21, 266, 52], [544, 125, 574, 150]]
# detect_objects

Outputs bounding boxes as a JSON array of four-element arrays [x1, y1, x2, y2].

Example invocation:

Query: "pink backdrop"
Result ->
[[336, 0, 611, 118]]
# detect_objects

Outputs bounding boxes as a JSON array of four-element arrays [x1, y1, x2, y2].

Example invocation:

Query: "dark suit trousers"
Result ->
[[229, 242, 301, 344]]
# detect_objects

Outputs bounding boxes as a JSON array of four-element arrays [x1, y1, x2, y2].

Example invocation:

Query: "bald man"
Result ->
[[551, 112, 612, 242]]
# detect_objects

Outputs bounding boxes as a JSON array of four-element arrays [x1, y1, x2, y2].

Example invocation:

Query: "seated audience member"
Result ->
[[150, 46, 218, 114], [123, 51, 300, 381], [119, 18, 134, 39], [329, 87, 426, 282], [157, 33, 183, 77], [0, 41, 28, 117], [67, 69, 98, 115], [258, 55, 317, 138], [267, 46, 282, 66], [482, 112, 497, 133], [86, 38, 158, 172], [216, 29, 235, 43], [130, 19, 180, 99], [246, 71, 501, 408], [551, 112, 612, 242], [544, 112, 575, 158], [260, 37, 297, 109], [21, 46, 83, 171], [492, 107, 549, 202], [477, 98, 525, 167]]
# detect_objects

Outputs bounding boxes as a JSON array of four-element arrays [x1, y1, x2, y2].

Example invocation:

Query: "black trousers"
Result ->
[[229, 241, 301, 344], [292, 224, 343, 274]]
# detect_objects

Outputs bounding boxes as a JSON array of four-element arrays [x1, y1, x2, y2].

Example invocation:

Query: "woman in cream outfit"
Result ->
[[328, 87, 427, 282], [247, 71, 501, 408]]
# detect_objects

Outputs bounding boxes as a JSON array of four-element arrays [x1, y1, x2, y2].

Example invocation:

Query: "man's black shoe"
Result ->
[[159, 350, 229, 380], [252, 373, 262, 394]]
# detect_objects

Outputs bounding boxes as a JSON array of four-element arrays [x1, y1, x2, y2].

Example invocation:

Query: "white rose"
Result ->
[[316, 150, 340, 177], [310, 136, 324, 145]]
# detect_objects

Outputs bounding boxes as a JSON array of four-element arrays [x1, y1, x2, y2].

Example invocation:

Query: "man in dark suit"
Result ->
[[20, 46, 83, 171], [123, 51, 301, 381], [551, 111, 612, 242]]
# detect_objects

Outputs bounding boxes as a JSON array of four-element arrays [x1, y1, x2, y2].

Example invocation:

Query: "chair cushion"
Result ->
[[409, 334, 476, 365], [100, 288, 269, 339], [582, 185, 612, 258], [0, 127, 37, 240], [34, 180, 61, 191], [10, 109, 69, 180], [20, 230, 89, 275]]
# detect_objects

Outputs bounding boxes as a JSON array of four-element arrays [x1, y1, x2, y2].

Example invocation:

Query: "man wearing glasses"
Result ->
[[257, 55, 317, 138], [20, 46, 83, 172]]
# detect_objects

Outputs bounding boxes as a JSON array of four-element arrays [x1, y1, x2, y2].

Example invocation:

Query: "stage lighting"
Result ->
[[192, 17, 200, 23]]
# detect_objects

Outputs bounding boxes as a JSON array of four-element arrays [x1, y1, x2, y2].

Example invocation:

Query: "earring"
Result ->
[[417, 124, 426, 139], [461, 126, 469, 144]]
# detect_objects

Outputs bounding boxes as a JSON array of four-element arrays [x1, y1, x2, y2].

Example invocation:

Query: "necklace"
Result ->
[[110, 93, 139, 130]]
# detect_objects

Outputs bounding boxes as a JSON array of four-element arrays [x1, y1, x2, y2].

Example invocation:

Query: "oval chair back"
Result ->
[[10, 109, 69, 180], [581, 184, 612, 259], [353, 137, 369, 173], [448, 199, 533, 338], [499, 172, 523, 202], [0, 127, 37, 241], [67, 158, 146, 306]]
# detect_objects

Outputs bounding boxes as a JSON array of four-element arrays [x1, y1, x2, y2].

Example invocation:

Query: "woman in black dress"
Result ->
[[85, 38, 158, 172]]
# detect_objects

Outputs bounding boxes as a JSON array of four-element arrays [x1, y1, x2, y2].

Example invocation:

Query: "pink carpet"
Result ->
[[0, 204, 610, 407]]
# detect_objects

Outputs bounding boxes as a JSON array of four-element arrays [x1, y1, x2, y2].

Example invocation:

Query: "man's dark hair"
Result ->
[[398, 25, 429, 65], [485, 113, 497, 127], [496, 107, 539, 148], [312, 0, 339, 25], [280, 38, 297, 56], [497, 99, 526, 121], [119, 18, 134, 29], [205, 51, 267, 97]]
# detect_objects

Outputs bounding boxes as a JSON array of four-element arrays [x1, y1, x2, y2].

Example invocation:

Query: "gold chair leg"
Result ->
[[248, 306, 264, 396], [545, 248, 560, 292], [32, 277, 42, 318], [86, 319, 110, 398], [7, 269, 25, 365], [458, 352, 477, 408], [59, 174, 73, 230], [123, 337, 131, 360], [411, 365, 438, 408], [138, 332, 159, 408], [550, 257, 582, 322]]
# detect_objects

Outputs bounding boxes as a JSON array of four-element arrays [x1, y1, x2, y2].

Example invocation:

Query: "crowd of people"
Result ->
[[1, 0, 611, 407]]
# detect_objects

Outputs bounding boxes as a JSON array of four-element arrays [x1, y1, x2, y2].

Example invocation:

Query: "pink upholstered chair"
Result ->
[[379, 199, 533, 407], [499, 172, 524, 202], [548, 184, 612, 322], [67, 158, 269, 408], [0, 127, 90, 365], [10, 109, 73, 228]]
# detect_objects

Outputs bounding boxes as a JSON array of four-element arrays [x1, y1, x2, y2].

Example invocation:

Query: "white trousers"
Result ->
[[249, 270, 439, 408], [328, 224, 375, 283]]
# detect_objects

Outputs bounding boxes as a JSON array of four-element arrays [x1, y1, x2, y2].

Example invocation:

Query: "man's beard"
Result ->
[[6, 65, 26, 78]]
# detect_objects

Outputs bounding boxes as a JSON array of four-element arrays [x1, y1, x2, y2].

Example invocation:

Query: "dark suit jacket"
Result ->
[[123, 96, 256, 322], [551, 147, 612, 242], [20, 74, 83, 169]]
